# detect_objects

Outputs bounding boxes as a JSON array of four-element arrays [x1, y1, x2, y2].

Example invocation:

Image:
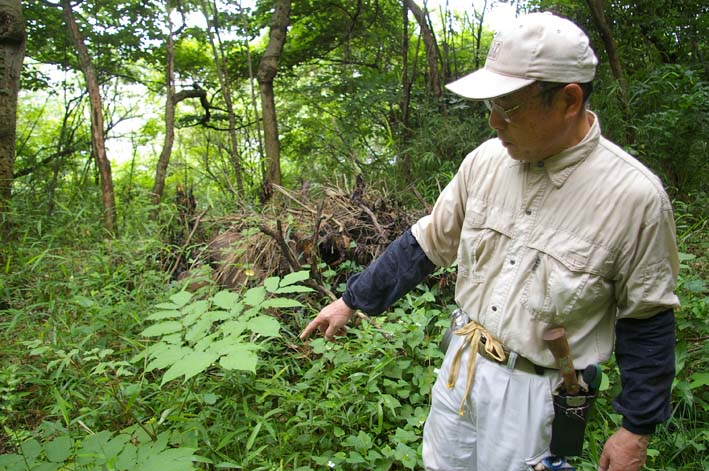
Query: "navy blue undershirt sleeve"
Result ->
[[612, 308, 675, 435], [342, 228, 436, 315]]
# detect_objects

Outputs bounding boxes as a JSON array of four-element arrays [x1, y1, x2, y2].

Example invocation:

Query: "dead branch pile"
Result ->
[[198, 178, 426, 293]]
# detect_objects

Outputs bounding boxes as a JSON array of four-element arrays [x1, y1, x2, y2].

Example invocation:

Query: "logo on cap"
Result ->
[[487, 39, 502, 61]]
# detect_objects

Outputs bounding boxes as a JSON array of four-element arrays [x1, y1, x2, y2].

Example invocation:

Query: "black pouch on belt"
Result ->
[[550, 388, 597, 456]]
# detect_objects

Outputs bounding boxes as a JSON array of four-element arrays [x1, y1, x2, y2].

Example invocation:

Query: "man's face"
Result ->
[[486, 84, 569, 162]]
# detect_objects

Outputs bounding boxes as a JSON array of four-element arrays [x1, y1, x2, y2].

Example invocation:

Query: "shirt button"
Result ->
[[525, 210, 532, 215], [510, 260, 516, 265], [491, 306, 498, 312]]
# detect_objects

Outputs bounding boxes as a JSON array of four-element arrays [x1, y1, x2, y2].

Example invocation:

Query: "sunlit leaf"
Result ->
[[280, 270, 310, 286], [689, 372, 709, 390], [247, 316, 281, 337], [262, 297, 302, 308], [212, 290, 239, 311], [44, 435, 72, 463], [146, 345, 188, 371], [140, 321, 183, 337], [244, 286, 266, 307], [219, 348, 258, 373], [161, 350, 218, 385], [169, 291, 192, 308], [263, 276, 280, 293], [147, 309, 181, 321], [275, 285, 314, 294]]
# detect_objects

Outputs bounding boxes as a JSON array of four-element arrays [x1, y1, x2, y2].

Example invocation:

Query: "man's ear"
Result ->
[[560, 83, 586, 118]]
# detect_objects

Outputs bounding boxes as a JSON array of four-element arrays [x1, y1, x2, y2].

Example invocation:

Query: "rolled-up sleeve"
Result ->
[[615, 199, 680, 320]]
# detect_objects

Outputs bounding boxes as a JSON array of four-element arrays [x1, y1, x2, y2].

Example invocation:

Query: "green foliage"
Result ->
[[630, 65, 709, 194], [135, 273, 312, 385], [0, 429, 198, 471]]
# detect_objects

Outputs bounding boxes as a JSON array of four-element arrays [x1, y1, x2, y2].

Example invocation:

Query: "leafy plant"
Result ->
[[135, 272, 314, 385]]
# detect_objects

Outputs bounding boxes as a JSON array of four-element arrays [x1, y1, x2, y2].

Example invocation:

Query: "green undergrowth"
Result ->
[[0, 193, 707, 470]]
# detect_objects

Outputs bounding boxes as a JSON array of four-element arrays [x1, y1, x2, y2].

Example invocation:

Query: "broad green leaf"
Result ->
[[244, 286, 266, 307], [194, 332, 221, 353], [76, 431, 125, 464], [161, 351, 218, 385], [689, 372, 709, 390], [140, 321, 183, 337], [394, 442, 417, 469], [32, 463, 59, 471], [146, 345, 188, 371], [212, 290, 239, 311], [247, 316, 281, 337], [678, 252, 696, 261], [20, 439, 42, 462], [0, 454, 23, 467], [393, 427, 418, 444], [116, 442, 138, 470], [147, 309, 181, 321], [343, 431, 372, 452], [221, 320, 247, 337], [219, 348, 258, 373], [263, 276, 280, 293], [206, 310, 232, 322], [183, 300, 209, 317], [137, 447, 196, 471], [275, 285, 314, 294], [203, 393, 218, 405], [170, 291, 193, 308], [261, 297, 302, 308], [162, 333, 182, 345], [684, 279, 706, 293], [185, 317, 214, 343], [44, 435, 72, 463], [346, 451, 366, 464], [154, 302, 179, 310], [280, 270, 310, 286]]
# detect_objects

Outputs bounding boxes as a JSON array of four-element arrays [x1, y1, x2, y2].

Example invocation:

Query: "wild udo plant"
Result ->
[[134, 271, 313, 385]]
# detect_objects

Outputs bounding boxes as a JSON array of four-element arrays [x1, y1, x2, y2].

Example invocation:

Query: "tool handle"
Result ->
[[543, 327, 580, 395]]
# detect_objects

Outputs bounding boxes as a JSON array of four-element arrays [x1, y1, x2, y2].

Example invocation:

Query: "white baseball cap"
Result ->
[[446, 12, 598, 100]]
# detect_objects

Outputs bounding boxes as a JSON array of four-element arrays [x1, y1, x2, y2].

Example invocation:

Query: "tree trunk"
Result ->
[[585, 0, 627, 93], [399, 0, 412, 181], [403, 0, 442, 99], [152, 5, 177, 207], [257, 0, 291, 200], [584, 0, 633, 142], [61, 0, 116, 234], [0, 0, 25, 216], [201, 0, 244, 194], [473, 0, 487, 69]]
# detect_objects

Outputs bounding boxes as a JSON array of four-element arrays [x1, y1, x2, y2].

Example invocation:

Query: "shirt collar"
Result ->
[[540, 111, 600, 188]]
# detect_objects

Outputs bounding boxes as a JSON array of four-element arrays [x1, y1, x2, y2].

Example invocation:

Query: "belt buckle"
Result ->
[[506, 351, 518, 370]]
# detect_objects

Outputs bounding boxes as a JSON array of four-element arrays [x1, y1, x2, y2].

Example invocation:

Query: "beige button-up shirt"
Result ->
[[412, 113, 680, 368]]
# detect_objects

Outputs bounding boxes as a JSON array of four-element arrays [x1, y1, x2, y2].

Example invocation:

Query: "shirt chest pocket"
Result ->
[[522, 231, 617, 325], [458, 201, 514, 283]]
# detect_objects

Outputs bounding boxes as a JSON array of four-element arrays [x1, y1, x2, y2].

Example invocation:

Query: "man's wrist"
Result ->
[[620, 426, 651, 444], [621, 418, 657, 436]]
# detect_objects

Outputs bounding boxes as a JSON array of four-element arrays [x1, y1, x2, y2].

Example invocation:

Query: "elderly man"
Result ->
[[300, 12, 677, 471]]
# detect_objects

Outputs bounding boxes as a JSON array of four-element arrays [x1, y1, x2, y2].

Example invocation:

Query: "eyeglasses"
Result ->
[[483, 99, 525, 123], [483, 84, 566, 123]]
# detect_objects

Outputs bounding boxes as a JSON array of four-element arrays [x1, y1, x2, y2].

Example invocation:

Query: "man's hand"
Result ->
[[598, 427, 649, 471], [299, 298, 356, 342]]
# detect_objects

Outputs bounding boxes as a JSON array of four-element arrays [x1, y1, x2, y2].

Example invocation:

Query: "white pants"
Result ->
[[423, 334, 560, 471]]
